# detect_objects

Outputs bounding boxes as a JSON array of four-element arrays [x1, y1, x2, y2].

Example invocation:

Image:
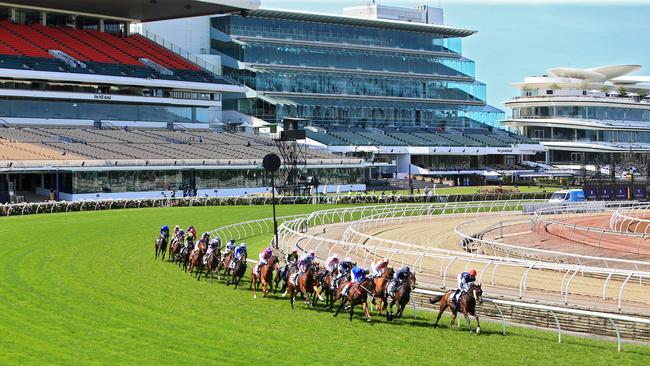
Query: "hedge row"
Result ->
[[0, 192, 552, 217]]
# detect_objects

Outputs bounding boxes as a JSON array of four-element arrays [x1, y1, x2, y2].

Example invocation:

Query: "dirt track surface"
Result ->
[[485, 214, 650, 259], [289, 213, 650, 315]]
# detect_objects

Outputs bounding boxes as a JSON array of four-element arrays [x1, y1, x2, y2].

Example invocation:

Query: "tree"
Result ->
[[600, 85, 612, 93], [617, 86, 628, 97]]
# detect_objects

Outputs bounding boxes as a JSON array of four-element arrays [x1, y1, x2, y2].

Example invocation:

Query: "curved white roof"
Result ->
[[547, 68, 605, 80], [547, 64, 641, 82]]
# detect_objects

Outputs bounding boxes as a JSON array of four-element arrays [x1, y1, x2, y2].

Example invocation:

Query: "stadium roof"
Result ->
[[1, 0, 260, 22], [248, 8, 476, 37]]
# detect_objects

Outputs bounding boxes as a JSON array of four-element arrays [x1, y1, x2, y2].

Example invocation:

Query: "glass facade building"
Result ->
[[70, 167, 365, 194], [211, 9, 504, 128]]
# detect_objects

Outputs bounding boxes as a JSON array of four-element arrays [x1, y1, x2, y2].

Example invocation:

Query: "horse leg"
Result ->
[[363, 301, 371, 322], [474, 313, 481, 334], [450, 309, 457, 331], [252, 277, 257, 299], [464, 312, 472, 333], [349, 302, 354, 322], [434, 301, 447, 328], [334, 297, 346, 317]]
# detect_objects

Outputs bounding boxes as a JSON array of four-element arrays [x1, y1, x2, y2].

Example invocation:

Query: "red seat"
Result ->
[[0, 21, 200, 72]]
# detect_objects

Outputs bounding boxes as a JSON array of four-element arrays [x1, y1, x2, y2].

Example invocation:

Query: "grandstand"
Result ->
[[0, 1, 374, 203]]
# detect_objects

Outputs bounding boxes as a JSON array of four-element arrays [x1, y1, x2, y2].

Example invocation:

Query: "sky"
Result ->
[[260, 0, 650, 111]]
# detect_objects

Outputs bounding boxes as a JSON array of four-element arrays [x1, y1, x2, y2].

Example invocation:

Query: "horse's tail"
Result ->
[[429, 295, 443, 304]]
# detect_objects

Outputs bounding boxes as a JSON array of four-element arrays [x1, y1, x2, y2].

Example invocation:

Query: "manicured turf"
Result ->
[[1, 204, 649, 365]]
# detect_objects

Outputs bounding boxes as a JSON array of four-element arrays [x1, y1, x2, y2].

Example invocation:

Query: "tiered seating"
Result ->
[[0, 141, 79, 160], [386, 132, 431, 146], [412, 132, 461, 146], [463, 132, 509, 147], [0, 127, 341, 161], [0, 21, 229, 83], [122, 34, 199, 71], [355, 132, 405, 146], [306, 130, 347, 146], [440, 133, 483, 147]]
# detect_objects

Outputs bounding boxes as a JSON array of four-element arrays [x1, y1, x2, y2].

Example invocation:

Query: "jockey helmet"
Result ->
[[202, 232, 209, 238], [265, 247, 272, 256], [383, 257, 389, 263], [309, 249, 315, 255], [178, 230, 184, 235], [403, 266, 410, 273], [241, 243, 247, 248], [210, 239, 218, 245], [332, 253, 339, 259], [162, 225, 169, 230], [345, 257, 352, 262], [469, 269, 478, 277], [229, 239, 235, 244], [174, 225, 180, 230], [292, 247, 298, 253]]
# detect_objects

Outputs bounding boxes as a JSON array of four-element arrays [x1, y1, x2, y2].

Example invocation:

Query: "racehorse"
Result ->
[[188, 246, 205, 278], [226, 254, 247, 289], [318, 268, 336, 308], [334, 277, 375, 322], [202, 248, 222, 284], [285, 265, 319, 309], [221, 251, 234, 279], [372, 267, 394, 315], [250, 256, 279, 298], [155, 236, 168, 260], [274, 262, 295, 294], [430, 283, 483, 333], [168, 235, 184, 263], [386, 272, 416, 321]]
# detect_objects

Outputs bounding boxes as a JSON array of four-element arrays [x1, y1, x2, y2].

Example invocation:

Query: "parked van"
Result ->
[[549, 189, 586, 203]]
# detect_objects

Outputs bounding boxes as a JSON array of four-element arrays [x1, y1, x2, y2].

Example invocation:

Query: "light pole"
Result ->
[[263, 153, 281, 248]]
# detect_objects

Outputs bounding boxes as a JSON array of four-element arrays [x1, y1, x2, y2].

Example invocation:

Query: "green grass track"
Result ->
[[1, 204, 648, 365]]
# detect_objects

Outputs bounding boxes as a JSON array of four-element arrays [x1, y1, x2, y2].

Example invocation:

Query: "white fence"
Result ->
[[206, 202, 650, 351]]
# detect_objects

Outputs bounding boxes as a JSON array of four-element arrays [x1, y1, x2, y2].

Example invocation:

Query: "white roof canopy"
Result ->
[[1, 0, 260, 22]]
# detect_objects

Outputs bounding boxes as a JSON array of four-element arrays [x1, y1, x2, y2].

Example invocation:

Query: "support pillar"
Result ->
[[99, 19, 105, 32], [41, 11, 47, 25]]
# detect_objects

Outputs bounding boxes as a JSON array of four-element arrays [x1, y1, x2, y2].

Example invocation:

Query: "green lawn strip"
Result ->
[[0, 205, 648, 365]]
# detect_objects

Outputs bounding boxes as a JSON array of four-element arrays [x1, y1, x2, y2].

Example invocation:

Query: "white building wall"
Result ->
[[140, 16, 211, 55], [343, 4, 443, 25]]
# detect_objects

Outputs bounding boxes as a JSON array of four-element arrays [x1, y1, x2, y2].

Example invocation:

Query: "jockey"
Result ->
[[370, 257, 389, 277], [255, 247, 273, 276], [298, 250, 316, 274], [225, 239, 236, 254], [231, 243, 247, 269], [341, 265, 366, 296], [185, 231, 195, 250], [187, 225, 197, 240], [203, 239, 219, 265], [325, 253, 339, 275], [160, 225, 170, 239], [176, 229, 185, 241], [172, 225, 180, 237], [200, 232, 210, 244], [453, 269, 477, 307], [333, 256, 353, 288], [389, 266, 411, 296], [290, 250, 315, 285], [285, 247, 299, 266]]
